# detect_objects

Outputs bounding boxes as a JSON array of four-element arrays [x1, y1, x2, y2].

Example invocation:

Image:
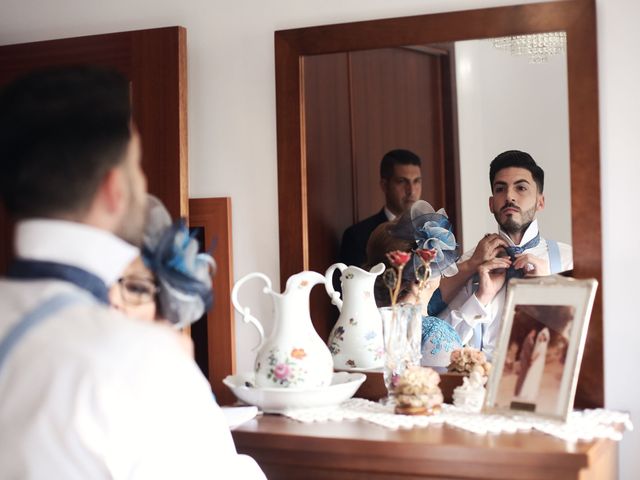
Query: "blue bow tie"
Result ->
[[7, 259, 109, 305], [503, 233, 540, 280]]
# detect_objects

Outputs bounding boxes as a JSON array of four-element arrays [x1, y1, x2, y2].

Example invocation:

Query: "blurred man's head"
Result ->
[[0, 65, 147, 245], [379, 149, 422, 216]]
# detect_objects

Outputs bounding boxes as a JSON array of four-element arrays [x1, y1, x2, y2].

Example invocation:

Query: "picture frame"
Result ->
[[484, 276, 598, 421]]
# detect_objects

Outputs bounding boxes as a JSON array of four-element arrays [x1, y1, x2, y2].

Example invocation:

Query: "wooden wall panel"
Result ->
[[349, 47, 446, 221], [303, 52, 353, 340], [188, 197, 236, 405]]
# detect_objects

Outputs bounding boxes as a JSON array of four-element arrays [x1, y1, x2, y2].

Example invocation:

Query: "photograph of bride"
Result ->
[[495, 305, 574, 414]]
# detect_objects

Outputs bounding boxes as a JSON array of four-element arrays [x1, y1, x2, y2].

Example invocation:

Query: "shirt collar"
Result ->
[[383, 206, 397, 221], [498, 219, 539, 247], [14, 219, 139, 287]]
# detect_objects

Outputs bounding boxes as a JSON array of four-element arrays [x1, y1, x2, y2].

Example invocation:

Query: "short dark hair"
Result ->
[[380, 149, 421, 179], [0, 65, 132, 218], [489, 150, 544, 193]]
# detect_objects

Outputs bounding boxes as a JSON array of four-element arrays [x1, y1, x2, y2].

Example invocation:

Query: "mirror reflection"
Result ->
[[303, 33, 573, 344], [455, 35, 571, 251]]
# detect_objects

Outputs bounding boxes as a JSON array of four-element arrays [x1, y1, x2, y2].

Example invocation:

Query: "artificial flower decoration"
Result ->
[[414, 247, 437, 298], [447, 346, 492, 382], [415, 248, 437, 264], [388, 200, 460, 278], [393, 365, 443, 415], [414, 216, 457, 277], [383, 250, 411, 306], [387, 250, 412, 267], [142, 195, 216, 328]]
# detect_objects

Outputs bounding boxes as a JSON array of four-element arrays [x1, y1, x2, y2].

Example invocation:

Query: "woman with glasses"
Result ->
[[109, 195, 215, 330], [109, 256, 159, 322]]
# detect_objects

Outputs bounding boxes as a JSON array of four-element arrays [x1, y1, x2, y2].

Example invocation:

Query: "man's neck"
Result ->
[[508, 231, 525, 245], [499, 220, 538, 247]]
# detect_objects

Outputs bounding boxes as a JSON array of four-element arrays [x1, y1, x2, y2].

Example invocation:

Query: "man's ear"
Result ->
[[537, 193, 545, 211], [488, 196, 495, 214], [98, 166, 126, 215]]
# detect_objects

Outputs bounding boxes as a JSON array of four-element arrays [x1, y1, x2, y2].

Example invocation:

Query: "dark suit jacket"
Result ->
[[338, 208, 388, 267]]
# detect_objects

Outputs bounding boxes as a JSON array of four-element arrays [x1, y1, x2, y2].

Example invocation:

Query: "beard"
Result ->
[[496, 204, 537, 236]]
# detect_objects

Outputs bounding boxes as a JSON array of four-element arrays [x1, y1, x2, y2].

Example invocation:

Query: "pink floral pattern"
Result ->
[[265, 348, 308, 386]]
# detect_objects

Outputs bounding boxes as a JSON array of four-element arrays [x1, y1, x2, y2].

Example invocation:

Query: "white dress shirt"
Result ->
[[0, 220, 265, 480], [383, 206, 397, 221], [441, 220, 572, 361]]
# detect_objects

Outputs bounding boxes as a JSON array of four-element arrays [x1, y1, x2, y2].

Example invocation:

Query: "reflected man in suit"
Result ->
[[339, 149, 422, 267]]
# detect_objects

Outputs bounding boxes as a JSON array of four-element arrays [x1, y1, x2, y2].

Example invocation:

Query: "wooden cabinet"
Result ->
[[233, 414, 617, 479]]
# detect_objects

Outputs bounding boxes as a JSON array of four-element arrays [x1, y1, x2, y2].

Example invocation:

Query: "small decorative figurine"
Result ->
[[452, 370, 486, 412], [447, 347, 492, 384], [393, 366, 443, 415]]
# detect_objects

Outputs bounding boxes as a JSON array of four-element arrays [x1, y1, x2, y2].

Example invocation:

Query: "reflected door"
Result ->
[[303, 46, 458, 340]]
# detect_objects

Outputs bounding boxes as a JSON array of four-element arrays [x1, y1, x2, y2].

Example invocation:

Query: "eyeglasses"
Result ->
[[116, 276, 158, 306]]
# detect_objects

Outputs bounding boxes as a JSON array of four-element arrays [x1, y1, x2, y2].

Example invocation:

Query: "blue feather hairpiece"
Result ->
[[141, 195, 216, 328], [388, 200, 459, 278]]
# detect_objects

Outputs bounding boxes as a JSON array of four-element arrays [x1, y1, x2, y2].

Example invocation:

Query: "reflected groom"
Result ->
[[339, 149, 422, 267], [439, 150, 573, 360]]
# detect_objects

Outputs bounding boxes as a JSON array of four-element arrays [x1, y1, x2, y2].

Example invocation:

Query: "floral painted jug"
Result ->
[[231, 270, 334, 389], [324, 263, 386, 370]]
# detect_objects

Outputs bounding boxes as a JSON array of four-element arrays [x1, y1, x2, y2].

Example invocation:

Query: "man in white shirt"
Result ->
[[439, 150, 572, 360], [0, 66, 265, 479]]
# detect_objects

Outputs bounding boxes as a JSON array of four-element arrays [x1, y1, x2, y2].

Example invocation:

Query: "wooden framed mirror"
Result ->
[[274, 0, 602, 407]]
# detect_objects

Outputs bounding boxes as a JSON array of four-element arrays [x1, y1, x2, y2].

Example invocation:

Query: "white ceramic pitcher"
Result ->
[[324, 262, 386, 370], [231, 270, 334, 389]]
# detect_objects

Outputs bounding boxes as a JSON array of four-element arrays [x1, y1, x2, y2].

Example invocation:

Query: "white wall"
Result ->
[[0, 0, 638, 477], [456, 38, 571, 251], [598, 0, 640, 477]]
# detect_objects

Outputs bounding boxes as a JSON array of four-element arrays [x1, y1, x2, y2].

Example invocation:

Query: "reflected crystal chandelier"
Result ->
[[492, 32, 566, 63]]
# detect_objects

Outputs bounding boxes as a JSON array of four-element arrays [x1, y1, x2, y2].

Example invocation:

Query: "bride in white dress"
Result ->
[[516, 327, 550, 403]]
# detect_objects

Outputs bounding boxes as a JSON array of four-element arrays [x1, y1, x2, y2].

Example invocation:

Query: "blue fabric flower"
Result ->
[[412, 213, 459, 277], [416, 219, 456, 261], [143, 218, 215, 328], [388, 200, 460, 278]]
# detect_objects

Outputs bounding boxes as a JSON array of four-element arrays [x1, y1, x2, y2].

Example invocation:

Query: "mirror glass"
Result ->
[[455, 35, 570, 250], [303, 33, 570, 263], [275, 0, 603, 409]]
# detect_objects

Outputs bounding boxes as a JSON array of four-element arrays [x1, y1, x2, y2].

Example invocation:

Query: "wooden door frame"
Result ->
[[189, 197, 236, 405]]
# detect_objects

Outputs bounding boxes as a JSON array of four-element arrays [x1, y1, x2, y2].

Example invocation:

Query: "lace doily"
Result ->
[[282, 398, 633, 442]]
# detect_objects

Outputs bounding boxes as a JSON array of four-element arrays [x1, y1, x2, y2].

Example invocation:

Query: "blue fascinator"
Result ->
[[141, 195, 216, 328], [388, 200, 459, 277]]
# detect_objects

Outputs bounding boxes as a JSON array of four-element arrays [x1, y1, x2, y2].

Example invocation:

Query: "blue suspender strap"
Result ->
[[547, 239, 562, 274], [0, 293, 87, 374]]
